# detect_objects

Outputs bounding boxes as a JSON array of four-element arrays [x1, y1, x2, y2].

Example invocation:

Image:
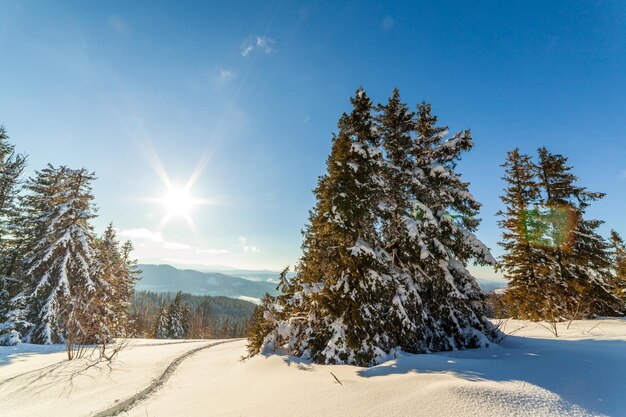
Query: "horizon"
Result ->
[[1, 1, 624, 280]]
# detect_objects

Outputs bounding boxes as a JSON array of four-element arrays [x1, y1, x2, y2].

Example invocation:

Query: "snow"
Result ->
[[238, 295, 261, 305], [0, 339, 220, 417], [2, 319, 626, 416]]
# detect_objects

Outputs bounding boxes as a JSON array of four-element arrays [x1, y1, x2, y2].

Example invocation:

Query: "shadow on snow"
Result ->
[[357, 335, 626, 416]]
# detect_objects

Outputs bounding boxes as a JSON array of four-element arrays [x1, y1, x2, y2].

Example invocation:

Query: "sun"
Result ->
[[141, 144, 218, 231], [161, 187, 195, 217]]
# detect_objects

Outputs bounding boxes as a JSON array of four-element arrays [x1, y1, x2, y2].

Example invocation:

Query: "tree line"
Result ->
[[131, 291, 254, 339], [247, 88, 625, 365]]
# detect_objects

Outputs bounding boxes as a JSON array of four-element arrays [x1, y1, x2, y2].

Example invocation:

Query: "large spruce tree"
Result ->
[[404, 102, 496, 351], [248, 89, 497, 365], [20, 166, 103, 344], [283, 88, 394, 365]]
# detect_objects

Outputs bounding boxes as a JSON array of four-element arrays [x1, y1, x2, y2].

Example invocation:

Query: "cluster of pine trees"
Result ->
[[131, 291, 254, 339], [154, 292, 190, 339], [0, 126, 139, 347], [248, 89, 498, 366], [497, 148, 625, 323]]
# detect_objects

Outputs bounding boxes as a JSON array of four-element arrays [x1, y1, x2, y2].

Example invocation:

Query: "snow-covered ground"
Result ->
[[2, 319, 626, 417]]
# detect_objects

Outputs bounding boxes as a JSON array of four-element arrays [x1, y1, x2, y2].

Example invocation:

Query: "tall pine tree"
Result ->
[[248, 89, 498, 365], [535, 148, 621, 319], [499, 148, 623, 321], [402, 102, 496, 351], [20, 166, 103, 344]]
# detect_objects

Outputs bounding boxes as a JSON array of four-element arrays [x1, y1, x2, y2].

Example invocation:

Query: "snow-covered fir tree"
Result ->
[[0, 126, 27, 345], [246, 293, 280, 355], [19, 165, 104, 344], [153, 305, 170, 339], [154, 292, 190, 339], [397, 101, 497, 351], [96, 224, 140, 337], [167, 292, 190, 339], [247, 89, 498, 365], [375, 90, 429, 352]]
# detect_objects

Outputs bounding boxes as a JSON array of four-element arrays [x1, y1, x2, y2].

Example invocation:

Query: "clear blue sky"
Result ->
[[1, 1, 624, 278]]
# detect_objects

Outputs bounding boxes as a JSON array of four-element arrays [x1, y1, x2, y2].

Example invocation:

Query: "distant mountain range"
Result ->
[[136, 264, 279, 300], [136, 264, 506, 300]]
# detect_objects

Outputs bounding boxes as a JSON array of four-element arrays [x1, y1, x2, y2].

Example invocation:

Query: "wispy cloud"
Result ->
[[620, 170, 626, 180], [215, 69, 235, 85], [118, 227, 231, 265], [118, 228, 164, 243], [381, 15, 394, 31], [195, 248, 230, 254], [163, 241, 192, 250], [238, 236, 261, 253], [108, 15, 131, 36], [241, 36, 275, 57]]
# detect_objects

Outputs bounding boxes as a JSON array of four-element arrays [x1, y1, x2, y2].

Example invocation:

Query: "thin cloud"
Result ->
[[241, 36, 275, 57], [238, 236, 261, 253], [118, 228, 164, 243], [381, 16, 394, 31], [117, 228, 228, 254], [108, 15, 131, 36], [163, 241, 192, 250], [196, 248, 230, 254], [216, 69, 235, 85], [620, 170, 626, 180]]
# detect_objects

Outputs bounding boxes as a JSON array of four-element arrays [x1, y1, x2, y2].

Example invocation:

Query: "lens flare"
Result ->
[[522, 204, 577, 249]]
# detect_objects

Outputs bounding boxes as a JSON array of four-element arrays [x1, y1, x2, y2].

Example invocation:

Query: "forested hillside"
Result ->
[[137, 264, 278, 299], [130, 291, 256, 339]]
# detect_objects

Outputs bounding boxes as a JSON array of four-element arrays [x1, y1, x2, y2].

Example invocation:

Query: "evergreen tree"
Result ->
[[96, 225, 139, 337], [0, 125, 27, 276], [283, 88, 398, 365], [498, 148, 623, 322], [534, 148, 622, 319], [0, 126, 27, 345], [609, 230, 626, 304], [246, 294, 277, 354], [248, 89, 498, 365], [153, 292, 190, 339], [153, 305, 170, 339], [403, 102, 496, 351], [497, 149, 547, 320], [167, 292, 190, 339], [20, 166, 102, 344]]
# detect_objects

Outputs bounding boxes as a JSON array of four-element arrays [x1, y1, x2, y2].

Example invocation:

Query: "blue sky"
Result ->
[[0, 1, 624, 278]]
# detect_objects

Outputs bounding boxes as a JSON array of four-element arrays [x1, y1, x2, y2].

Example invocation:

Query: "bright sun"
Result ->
[[161, 187, 195, 217]]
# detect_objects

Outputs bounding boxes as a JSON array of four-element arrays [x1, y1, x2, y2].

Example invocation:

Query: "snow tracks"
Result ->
[[92, 340, 236, 417]]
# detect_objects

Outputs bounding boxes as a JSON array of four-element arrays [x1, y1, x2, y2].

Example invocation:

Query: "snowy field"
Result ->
[[1, 319, 626, 417]]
